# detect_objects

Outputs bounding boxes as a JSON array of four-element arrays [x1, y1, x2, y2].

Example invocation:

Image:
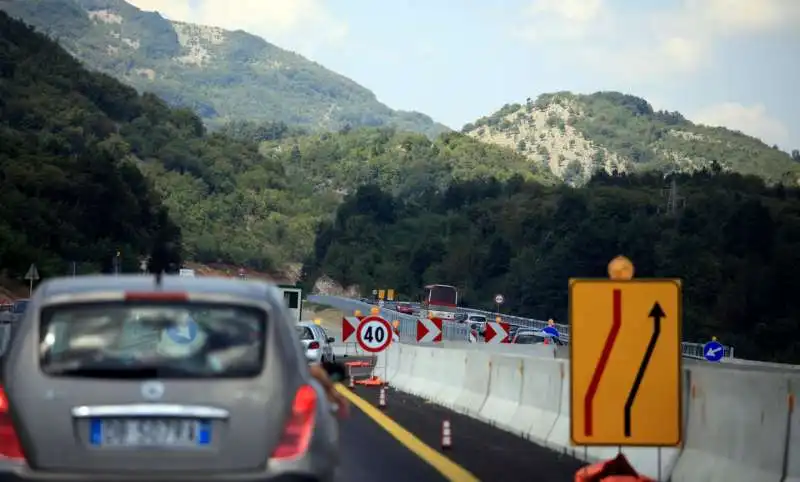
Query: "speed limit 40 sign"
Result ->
[[356, 315, 393, 353]]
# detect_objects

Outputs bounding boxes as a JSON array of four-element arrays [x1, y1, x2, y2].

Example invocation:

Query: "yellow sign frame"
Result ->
[[569, 278, 682, 446]]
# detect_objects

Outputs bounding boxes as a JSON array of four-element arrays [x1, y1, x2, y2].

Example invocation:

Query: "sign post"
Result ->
[[702, 337, 724, 362], [24, 263, 39, 296], [569, 255, 681, 459], [494, 293, 504, 313]]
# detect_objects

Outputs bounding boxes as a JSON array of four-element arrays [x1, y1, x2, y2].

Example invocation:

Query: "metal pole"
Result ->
[[29, 278, 33, 297]]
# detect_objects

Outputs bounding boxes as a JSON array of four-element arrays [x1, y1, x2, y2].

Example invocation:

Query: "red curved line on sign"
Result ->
[[584, 289, 622, 436]]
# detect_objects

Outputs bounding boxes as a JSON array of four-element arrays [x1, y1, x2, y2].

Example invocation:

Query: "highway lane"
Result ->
[[335, 392, 452, 482], [341, 357, 584, 481]]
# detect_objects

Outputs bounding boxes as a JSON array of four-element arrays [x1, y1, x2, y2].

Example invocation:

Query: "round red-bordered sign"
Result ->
[[356, 315, 393, 353]]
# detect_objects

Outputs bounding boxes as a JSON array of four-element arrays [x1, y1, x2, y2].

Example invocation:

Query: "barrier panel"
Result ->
[[373, 343, 799, 481], [671, 366, 792, 482], [453, 350, 491, 417], [788, 376, 800, 482], [511, 357, 564, 444], [478, 354, 524, 432], [431, 348, 468, 409]]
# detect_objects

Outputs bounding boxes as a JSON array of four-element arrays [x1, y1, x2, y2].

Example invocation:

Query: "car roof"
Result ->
[[516, 330, 544, 336], [37, 275, 280, 303]]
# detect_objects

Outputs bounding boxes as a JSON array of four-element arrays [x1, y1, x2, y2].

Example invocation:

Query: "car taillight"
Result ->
[[270, 385, 317, 461], [0, 387, 24, 460], [308, 341, 320, 350]]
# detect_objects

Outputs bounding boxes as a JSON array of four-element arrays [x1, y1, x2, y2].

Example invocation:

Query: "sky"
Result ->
[[127, 0, 800, 151]]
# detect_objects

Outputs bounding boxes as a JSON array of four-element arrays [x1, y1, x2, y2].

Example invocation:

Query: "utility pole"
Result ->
[[660, 176, 685, 216]]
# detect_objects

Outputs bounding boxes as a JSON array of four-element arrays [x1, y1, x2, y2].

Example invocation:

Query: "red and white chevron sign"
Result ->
[[484, 322, 511, 343], [416, 317, 443, 343], [341, 316, 360, 343]]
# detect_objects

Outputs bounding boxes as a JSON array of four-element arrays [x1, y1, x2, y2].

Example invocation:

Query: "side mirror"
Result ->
[[327, 337, 335, 343], [321, 360, 347, 383]]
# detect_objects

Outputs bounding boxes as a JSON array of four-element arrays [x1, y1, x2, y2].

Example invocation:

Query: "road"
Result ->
[[312, 304, 587, 480], [336, 390, 452, 481], [334, 358, 585, 481]]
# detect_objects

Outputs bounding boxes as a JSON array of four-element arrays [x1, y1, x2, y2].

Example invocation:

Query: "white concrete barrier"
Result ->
[[453, 350, 491, 416], [510, 357, 564, 444], [375, 343, 800, 481], [431, 349, 468, 409], [671, 367, 792, 482], [478, 354, 524, 431], [787, 375, 800, 482]]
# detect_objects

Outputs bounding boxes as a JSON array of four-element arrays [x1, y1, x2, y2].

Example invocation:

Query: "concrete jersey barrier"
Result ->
[[375, 343, 800, 481]]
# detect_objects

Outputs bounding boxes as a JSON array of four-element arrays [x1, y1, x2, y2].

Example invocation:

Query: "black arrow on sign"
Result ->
[[624, 302, 664, 437]]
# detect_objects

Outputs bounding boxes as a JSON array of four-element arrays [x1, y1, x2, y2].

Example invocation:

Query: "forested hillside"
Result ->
[[257, 127, 559, 199], [0, 11, 182, 278], [0, 0, 449, 137], [0, 11, 560, 278], [306, 171, 800, 363], [0, 10, 326, 276], [464, 92, 800, 186]]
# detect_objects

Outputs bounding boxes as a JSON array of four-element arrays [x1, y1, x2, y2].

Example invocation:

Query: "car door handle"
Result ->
[[72, 404, 230, 419]]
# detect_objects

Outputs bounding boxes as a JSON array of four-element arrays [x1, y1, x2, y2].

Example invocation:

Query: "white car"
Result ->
[[297, 322, 336, 363]]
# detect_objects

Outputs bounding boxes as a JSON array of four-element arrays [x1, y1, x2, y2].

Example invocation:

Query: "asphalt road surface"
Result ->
[[338, 357, 585, 481], [335, 392, 450, 482]]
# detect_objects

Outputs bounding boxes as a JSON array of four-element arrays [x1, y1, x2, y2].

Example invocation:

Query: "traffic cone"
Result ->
[[441, 420, 452, 449], [378, 387, 387, 408]]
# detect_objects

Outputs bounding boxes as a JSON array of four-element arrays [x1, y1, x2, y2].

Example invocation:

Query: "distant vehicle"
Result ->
[[395, 303, 414, 315], [297, 321, 336, 364], [1, 275, 340, 481], [420, 284, 458, 321], [512, 329, 563, 346], [4, 299, 29, 324], [278, 284, 303, 324], [178, 268, 196, 277]]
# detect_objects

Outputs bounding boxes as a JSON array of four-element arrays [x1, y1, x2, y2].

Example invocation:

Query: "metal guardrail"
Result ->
[[307, 295, 471, 342], [320, 296, 735, 361]]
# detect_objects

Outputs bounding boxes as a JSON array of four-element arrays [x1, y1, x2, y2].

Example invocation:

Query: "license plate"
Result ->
[[90, 418, 211, 447]]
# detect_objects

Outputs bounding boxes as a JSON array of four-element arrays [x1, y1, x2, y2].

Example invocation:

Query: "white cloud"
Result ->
[[515, 0, 799, 80], [691, 102, 791, 148], [126, 0, 348, 59]]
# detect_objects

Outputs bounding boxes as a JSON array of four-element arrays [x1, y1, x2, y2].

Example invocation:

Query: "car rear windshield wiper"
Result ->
[[43, 363, 207, 379]]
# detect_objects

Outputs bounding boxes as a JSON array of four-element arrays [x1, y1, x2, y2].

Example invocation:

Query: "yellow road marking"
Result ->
[[335, 384, 480, 482]]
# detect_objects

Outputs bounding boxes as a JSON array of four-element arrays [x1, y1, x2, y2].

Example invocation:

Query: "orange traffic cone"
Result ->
[[441, 420, 452, 449], [378, 387, 387, 408]]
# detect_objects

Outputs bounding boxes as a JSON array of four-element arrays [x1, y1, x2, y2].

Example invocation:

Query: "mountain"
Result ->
[[463, 92, 800, 186], [0, 10, 181, 278], [307, 173, 800, 363], [0, 0, 450, 137], [0, 9, 552, 279]]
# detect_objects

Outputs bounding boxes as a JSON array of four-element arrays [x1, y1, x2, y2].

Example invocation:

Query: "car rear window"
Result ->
[[296, 325, 315, 340], [470, 315, 486, 323], [39, 302, 266, 378], [514, 333, 543, 344]]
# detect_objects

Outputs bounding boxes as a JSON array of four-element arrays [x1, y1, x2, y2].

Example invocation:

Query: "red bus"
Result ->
[[421, 284, 458, 320]]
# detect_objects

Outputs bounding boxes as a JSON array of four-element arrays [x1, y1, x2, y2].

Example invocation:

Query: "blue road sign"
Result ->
[[166, 318, 198, 345], [542, 326, 560, 339], [703, 340, 724, 362]]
